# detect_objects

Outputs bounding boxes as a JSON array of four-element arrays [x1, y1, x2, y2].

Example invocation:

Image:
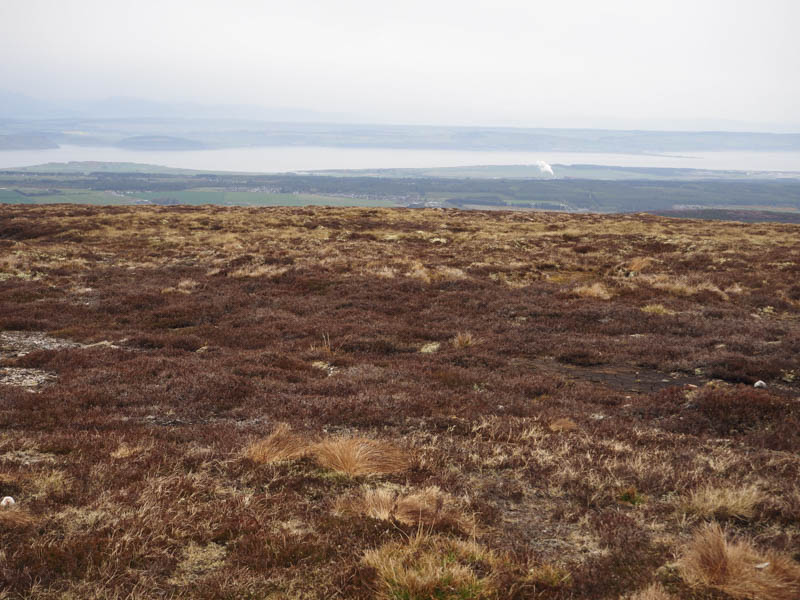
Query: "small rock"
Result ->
[[419, 342, 440, 354], [754, 562, 770, 570], [754, 380, 767, 389], [1, 496, 15, 507]]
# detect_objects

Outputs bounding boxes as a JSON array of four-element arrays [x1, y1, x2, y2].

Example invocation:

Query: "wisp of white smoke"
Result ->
[[536, 160, 554, 176]]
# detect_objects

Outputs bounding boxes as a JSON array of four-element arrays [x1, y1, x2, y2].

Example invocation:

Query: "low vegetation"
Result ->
[[0, 204, 798, 598]]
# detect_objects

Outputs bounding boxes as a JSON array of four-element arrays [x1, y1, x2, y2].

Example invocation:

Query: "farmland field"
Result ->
[[0, 205, 799, 599]]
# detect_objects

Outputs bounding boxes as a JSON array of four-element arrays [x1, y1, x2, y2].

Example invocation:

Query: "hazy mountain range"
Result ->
[[2, 90, 800, 153]]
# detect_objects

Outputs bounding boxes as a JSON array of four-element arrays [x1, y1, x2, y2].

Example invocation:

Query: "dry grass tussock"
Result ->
[[244, 423, 311, 465], [311, 437, 410, 477], [645, 274, 729, 300], [683, 484, 763, 521], [628, 582, 674, 600], [336, 486, 474, 532], [678, 522, 800, 600], [228, 264, 289, 279], [627, 256, 657, 273], [640, 303, 675, 315], [451, 331, 478, 348], [0, 506, 37, 529], [549, 417, 578, 433], [161, 278, 199, 294], [168, 541, 226, 585], [363, 533, 502, 600], [572, 282, 613, 300], [407, 262, 467, 284]]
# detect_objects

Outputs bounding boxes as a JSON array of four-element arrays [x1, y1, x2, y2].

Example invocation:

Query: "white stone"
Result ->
[[1, 496, 15, 507], [754, 380, 767, 389]]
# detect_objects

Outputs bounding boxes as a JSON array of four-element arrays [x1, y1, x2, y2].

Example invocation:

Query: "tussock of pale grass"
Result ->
[[228, 264, 288, 279], [337, 487, 396, 521], [0, 507, 36, 529], [161, 278, 199, 294], [641, 304, 675, 316], [572, 282, 612, 300], [244, 423, 311, 465], [111, 442, 151, 460], [527, 563, 573, 588], [549, 417, 578, 433], [451, 331, 477, 348], [647, 275, 729, 300], [627, 256, 657, 273], [435, 266, 467, 281], [373, 266, 397, 278], [168, 541, 226, 585], [683, 484, 763, 521], [363, 534, 500, 600], [336, 486, 474, 532], [30, 469, 72, 498], [407, 262, 432, 284], [678, 522, 800, 600], [311, 437, 409, 477], [628, 582, 674, 600]]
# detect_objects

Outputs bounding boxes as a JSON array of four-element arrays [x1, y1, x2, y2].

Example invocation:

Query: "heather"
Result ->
[[1, 204, 798, 599]]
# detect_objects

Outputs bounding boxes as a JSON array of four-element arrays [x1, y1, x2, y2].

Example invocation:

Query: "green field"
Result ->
[[0, 187, 399, 208], [0, 188, 130, 205]]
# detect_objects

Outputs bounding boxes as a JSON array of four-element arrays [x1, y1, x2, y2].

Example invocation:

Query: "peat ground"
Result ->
[[0, 205, 799, 599]]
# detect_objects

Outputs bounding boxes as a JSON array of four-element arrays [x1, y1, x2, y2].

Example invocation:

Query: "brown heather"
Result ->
[[0, 204, 799, 598]]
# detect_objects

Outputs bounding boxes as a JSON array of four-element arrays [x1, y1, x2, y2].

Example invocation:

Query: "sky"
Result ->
[[1, 0, 799, 130]]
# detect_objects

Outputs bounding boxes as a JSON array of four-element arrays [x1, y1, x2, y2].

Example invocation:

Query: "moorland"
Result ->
[[0, 204, 799, 599]]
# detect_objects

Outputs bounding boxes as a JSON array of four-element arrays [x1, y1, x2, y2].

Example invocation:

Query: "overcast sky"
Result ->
[[2, 0, 799, 130]]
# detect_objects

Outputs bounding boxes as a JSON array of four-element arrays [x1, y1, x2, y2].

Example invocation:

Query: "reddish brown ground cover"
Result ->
[[0, 205, 798, 598]]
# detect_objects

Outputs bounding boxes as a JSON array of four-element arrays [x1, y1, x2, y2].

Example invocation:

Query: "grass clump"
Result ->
[[628, 582, 674, 600], [549, 417, 578, 433], [363, 534, 500, 600], [641, 303, 675, 315], [311, 437, 409, 477], [678, 522, 800, 600], [451, 332, 477, 348], [682, 484, 763, 521], [336, 486, 474, 533], [0, 506, 37, 529], [527, 563, 572, 589], [572, 282, 612, 300], [618, 486, 647, 506], [244, 423, 311, 465]]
